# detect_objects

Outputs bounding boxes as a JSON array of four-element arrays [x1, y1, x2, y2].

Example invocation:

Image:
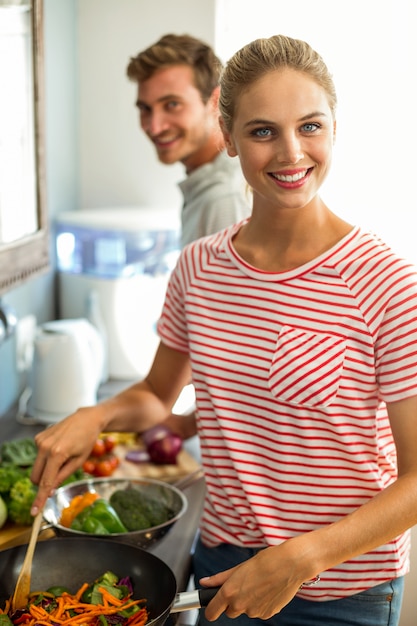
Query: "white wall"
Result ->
[[77, 0, 216, 214]]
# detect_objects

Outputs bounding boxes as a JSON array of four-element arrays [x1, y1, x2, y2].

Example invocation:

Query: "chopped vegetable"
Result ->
[[0, 439, 38, 467], [125, 449, 151, 464], [59, 491, 100, 528], [109, 487, 174, 531], [46, 586, 70, 596], [7, 477, 37, 526], [0, 570, 148, 626], [70, 498, 128, 534]]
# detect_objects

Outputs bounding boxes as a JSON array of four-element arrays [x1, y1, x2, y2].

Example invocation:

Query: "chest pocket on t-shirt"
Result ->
[[268, 325, 346, 408]]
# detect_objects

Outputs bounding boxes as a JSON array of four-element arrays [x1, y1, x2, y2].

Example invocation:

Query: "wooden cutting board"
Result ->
[[0, 440, 200, 551], [0, 522, 55, 551]]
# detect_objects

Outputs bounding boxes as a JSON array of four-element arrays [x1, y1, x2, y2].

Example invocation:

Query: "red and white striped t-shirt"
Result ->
[[157, 223, 417, 600]]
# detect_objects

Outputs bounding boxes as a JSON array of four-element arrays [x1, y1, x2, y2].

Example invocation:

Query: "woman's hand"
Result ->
[[30, 406, 105, 514], [199, 539, 318, 621]]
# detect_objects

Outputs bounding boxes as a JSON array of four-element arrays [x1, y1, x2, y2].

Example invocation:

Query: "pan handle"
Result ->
[[170, 587, 220, 613]]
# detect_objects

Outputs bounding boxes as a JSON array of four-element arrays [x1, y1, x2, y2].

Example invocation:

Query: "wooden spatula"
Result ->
[[11, 510, 44, 611]]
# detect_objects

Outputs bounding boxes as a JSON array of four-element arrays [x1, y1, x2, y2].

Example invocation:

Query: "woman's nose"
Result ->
[[277, 134, 304, 163]]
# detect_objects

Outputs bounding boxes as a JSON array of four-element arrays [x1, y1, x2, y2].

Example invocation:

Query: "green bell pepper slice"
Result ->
[[70, 498, 127, 534]]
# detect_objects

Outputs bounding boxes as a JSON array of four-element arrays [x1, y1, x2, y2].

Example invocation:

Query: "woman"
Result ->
[[31, 35, 417, 625]]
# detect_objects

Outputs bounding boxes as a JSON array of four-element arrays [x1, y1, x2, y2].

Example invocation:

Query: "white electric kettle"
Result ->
[[27, 318, 105, 424]]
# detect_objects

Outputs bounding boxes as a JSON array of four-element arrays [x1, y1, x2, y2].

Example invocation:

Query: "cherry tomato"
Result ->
[[90, 439, 106, 458], [103, 435, 116, 452], [107, 454, 119, 470], [94, 459, 114, 477], [82, 458, 97, 475]]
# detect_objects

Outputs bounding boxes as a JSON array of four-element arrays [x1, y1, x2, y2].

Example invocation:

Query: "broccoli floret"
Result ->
[[109, 488, 174, 531], [8, 477, 37, 525], [0, 464, 26, 494]]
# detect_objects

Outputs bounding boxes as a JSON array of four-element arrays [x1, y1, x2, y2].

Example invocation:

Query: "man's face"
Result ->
[[136, 65, 218, 173]]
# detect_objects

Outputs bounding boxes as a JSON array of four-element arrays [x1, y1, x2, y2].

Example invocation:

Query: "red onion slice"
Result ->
[[125, 449, 151, 464]]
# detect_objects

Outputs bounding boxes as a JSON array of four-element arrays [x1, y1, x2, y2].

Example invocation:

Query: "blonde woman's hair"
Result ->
[[219, 34, 337, 131]]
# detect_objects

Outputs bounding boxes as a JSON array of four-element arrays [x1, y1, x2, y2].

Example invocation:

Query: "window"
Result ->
[[0, 2, 37, 243]]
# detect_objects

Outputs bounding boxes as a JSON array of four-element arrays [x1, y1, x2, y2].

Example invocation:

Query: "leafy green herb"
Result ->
[[0, 439, 38, 467]]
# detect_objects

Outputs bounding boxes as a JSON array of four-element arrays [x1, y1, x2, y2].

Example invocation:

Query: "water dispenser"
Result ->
[[55, 207, 180, 380]]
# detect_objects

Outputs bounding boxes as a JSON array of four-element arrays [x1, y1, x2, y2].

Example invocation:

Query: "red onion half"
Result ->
[[125, 424, 183, 465]]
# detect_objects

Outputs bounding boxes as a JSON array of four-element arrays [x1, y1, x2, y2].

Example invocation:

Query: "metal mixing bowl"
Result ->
[[42, 476, 188, 549]]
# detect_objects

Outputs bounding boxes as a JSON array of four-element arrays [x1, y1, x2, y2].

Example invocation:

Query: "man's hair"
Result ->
[[126, 33, 223, 104]]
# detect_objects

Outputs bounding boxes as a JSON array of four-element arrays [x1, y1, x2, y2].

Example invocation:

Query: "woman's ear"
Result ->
[[333, 119, 337, 143], [219, 116, 238, 157]]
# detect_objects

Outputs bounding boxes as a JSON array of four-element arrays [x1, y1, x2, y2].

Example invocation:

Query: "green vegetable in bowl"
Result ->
[[70, 498, 127, 534], [109, 487, 174, 531]]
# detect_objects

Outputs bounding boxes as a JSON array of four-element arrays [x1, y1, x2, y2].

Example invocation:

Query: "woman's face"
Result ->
[[222, 68, 336, 213]]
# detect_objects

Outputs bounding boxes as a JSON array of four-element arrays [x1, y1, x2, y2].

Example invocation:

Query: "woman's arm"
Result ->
[[30, 342, 191, 513]]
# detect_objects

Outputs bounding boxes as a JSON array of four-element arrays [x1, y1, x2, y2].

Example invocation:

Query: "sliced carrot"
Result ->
[[74, 582, 89, 602]]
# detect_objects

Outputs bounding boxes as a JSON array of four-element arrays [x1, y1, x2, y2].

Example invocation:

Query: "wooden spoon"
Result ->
[[11, 510, 44, 611]]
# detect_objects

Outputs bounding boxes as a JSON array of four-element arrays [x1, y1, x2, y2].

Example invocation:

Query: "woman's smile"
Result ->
[[268, 167, 313, 188]]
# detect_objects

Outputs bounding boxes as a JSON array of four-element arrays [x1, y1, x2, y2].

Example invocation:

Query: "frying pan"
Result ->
[[0, 538, 217, 626]]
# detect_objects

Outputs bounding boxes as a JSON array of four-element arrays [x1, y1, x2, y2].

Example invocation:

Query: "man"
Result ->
[[127, 34, 252, 440], [126, 33, 251, 247]]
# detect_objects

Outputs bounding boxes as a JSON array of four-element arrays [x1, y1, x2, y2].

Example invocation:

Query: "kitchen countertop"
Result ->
[[0, 389, 206, 597]]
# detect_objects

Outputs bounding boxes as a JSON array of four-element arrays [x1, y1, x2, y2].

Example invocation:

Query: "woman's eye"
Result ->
[[253, 128, 272, 138], [301, 122, 320, 133]]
